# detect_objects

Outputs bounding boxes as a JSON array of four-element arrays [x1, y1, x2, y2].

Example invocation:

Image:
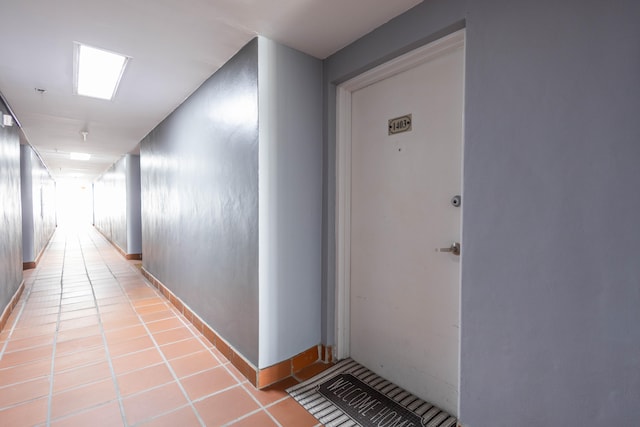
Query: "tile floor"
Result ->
[[0, 226, 324, 426]]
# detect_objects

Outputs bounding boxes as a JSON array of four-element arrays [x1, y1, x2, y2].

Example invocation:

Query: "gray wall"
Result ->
[[141, 40, 260, 364], [324, 0, 640, 424], [140, 37, 323, 368], [20, 145, 33, 262], [94, 156, 128, 252], [258, 38, 322, 368], [125, 154, 142, 254], [462, 0, 640, 424], [20, 144, 56, 263], [0, 100, 22, 312], [94, 154, 142, 255]]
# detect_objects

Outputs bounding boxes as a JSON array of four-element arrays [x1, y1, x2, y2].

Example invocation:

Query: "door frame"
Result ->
[[334, 29, 466, 361]]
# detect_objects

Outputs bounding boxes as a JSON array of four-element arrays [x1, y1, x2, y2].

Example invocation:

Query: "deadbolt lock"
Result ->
[[439, 242, 461, 256], [451, 195, 461, 207]]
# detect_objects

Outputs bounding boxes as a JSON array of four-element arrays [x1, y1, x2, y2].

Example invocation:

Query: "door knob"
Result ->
[[439, 242, 460, 256]]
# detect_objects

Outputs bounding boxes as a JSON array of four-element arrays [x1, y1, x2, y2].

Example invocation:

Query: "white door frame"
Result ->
[[334, 29, 465, 361]]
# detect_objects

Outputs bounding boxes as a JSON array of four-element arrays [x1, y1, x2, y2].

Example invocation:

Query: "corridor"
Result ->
[[0, 226, 320, 426]]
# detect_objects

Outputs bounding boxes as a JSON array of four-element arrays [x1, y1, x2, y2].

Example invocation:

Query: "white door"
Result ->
[[346, 32, 464, 416]]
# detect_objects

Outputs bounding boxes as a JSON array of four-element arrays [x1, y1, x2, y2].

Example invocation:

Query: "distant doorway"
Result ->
[[56, 180, 93, 229]]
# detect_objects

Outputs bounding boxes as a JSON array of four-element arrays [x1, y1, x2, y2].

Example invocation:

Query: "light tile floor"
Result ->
[[0, 226, 324, 426]]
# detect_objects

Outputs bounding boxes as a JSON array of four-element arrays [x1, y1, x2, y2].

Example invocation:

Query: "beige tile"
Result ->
[[246, 377, 299, 407], [159, 338, 208, 360], [104, 324, 149, 346], [228, 410, 279, 427], [55, 335, 104, 356], [0, 376, 50, 409], [194, 387, 260, 426], [146, 317, 185, 333], [180, 366, 239, 400], [112, 348, 164, 375], [122, 382, 188, 426], [136, 406, 200, 427], [55, 347, 107, 371], [108, 335, 155, 357], [268, 397, 321, 427], [117, 363, 174, 396], [0, 345, 53, 368], [139, 310, 176, 323], [51, 401, 122, 427], [53, 361, 112, 393], [50, 379, 117, 419], [0, 397, 48, 426], [0, 358, 51, 387], [169, 350, 221, 378], [56, 325, 102, 342], [152, 327, 194, 345]]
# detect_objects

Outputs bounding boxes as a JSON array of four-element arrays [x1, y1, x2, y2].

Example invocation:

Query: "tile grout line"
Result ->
[[0, 281, 35, 361], [87, 230, 296, 427], [221, 406, 270, 427], [164, 278, 286, 426], [132, 253, 288, 427], [45, 237, 66, 427], [77, 233, 128, 426], [136, 272, 285, 425], [86, 230, 207, 427], [0, 237, 57, 361]]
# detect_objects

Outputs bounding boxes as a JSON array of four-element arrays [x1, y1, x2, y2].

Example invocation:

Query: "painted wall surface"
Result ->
[[0, 100, 22, 311], [94, 154, 142, 256], [94, 157, 128, 252], [141, 40, 260, 364], [258, 38, 322, 368], [20, 144, 56, 263], [20, 145, 33, 262], [324, 0, 640, 424], [125, 155, 142, 254]]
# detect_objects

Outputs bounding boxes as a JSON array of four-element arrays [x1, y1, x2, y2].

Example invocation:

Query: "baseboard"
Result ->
[[320, 344, 334, 363], [23, 228, 56, 270], [0, 280, 25, 332], [94, 226, 142, 261], [258, 345, 323, 388], [140, 266, 322, 388], [23, 262, 37, 270]]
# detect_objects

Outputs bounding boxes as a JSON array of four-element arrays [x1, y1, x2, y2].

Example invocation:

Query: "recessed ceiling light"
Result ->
[[70, 152, 91, 161], [74, 43, 129, 100]]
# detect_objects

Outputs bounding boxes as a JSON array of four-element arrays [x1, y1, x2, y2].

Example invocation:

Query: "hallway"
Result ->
[[0, 226, 321, 426]]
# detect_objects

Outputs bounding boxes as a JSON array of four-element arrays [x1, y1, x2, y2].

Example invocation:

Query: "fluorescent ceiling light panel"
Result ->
[[74, 43, 129, 100], [70, 152, 91, 161]]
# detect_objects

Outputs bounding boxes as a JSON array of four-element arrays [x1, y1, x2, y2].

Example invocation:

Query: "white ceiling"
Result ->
[[0, 0, 422, 182]]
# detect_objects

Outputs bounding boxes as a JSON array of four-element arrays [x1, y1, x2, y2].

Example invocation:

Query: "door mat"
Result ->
[[287, 358, 457, 427]]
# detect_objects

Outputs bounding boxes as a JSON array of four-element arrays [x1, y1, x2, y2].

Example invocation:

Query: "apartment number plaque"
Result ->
[[388, 114, 412, 135]]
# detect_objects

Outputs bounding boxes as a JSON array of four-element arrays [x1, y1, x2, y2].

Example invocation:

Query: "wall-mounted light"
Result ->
[[73, 43, 130, 100], [2, 114, 13, 127]]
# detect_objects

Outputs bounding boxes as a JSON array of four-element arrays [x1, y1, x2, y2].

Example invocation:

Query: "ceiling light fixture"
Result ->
[[73, 43, 129, 100], [70, 152, 91, 161], [81, 130, 89, 141]]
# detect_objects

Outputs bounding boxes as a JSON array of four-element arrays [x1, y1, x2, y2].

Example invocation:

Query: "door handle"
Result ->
[[439, 242, 460, 256]]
